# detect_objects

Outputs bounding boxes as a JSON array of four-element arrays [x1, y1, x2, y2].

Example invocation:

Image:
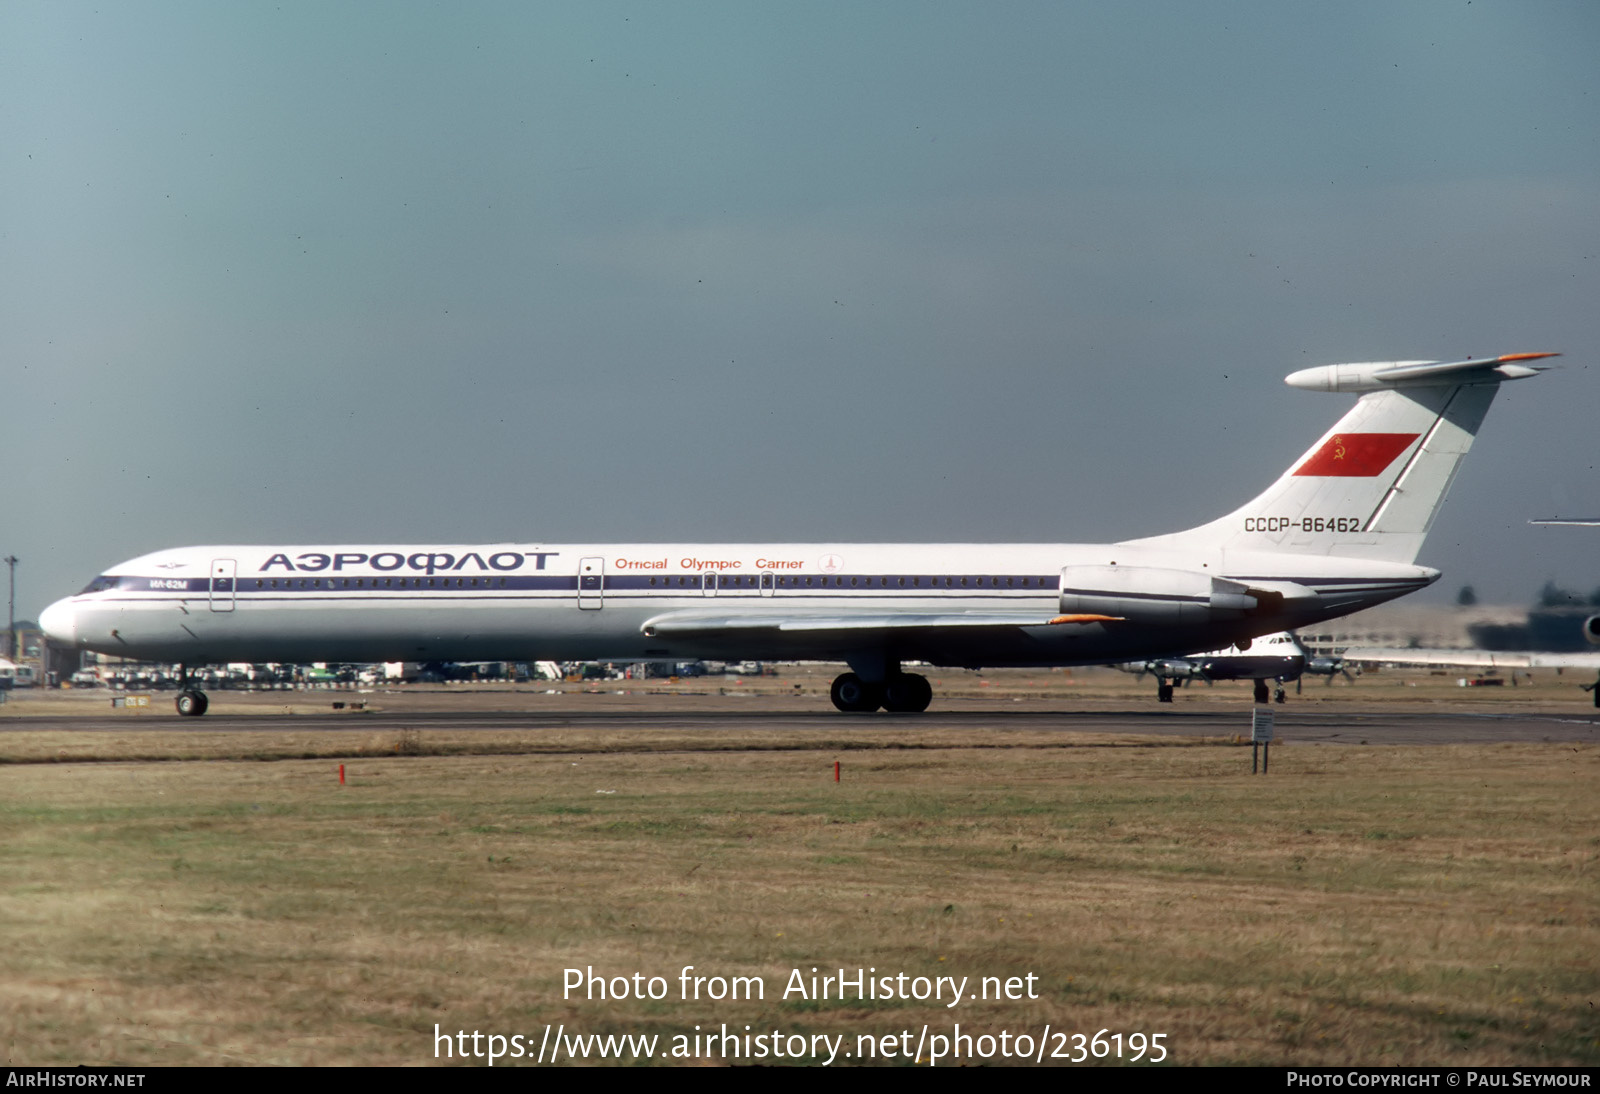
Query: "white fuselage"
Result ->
[[40, 540, 1435, 670]]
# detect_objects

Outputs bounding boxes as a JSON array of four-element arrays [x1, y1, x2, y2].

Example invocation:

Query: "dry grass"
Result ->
[[0, 721, 1595, 1066]]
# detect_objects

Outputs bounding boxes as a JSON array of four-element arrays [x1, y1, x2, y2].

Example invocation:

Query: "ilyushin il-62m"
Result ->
[[40, 353, 1555, 716]]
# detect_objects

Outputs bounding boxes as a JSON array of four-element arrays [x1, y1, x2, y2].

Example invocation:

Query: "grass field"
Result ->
[[1, 676, 1596, 1066]]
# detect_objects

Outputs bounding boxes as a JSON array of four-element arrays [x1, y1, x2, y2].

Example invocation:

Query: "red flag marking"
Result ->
[[1293, 433, 1419, 477]]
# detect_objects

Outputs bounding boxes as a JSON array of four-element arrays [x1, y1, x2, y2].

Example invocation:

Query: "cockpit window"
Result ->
[[77, 575, 121, 595]]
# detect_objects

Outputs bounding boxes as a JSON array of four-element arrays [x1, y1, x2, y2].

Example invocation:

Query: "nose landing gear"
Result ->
[[1252, 678, 1289, 704]]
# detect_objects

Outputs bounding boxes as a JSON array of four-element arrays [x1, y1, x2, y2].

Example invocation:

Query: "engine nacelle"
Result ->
[[1059, 565, 1257, 625], [1586, 615, 1600, 646]]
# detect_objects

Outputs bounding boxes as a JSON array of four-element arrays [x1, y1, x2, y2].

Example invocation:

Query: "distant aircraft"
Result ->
[[39, 353, 1555, 716], [1340, 647, 1600, 670], [1343, 590, 1600, 706], [1118, 631, 1312, 704], [1340, 646, 1600, 708]]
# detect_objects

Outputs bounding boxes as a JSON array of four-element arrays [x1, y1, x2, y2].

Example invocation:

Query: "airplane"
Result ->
[[1339, 645, 1600, 708], [1342, 591, 1600, 706], [1340, 646, 1600, 671], [38, 352, 1556, 717], [1117, 630, 1351, 704]]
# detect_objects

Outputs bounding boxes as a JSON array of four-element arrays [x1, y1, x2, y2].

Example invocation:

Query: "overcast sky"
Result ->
[[4, 1, 1597, 621]]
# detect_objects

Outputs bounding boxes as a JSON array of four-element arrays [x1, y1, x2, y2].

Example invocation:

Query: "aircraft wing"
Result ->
[[1341, 647, 1600, 670]]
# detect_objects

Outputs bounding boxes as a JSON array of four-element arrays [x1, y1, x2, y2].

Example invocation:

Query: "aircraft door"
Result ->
[[761, 572, 774, 597], [209, 559, 236, 613], [579, 557, 604, 610], [702, 572, 717, 597]]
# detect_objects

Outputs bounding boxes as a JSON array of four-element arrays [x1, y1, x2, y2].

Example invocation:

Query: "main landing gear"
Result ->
[[830, 670, 933, 713], [175, 664, 209, 717]]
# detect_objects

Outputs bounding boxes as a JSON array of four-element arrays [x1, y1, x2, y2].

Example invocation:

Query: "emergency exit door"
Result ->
[[578, 557, 604, 609], [209, 558, 236, 612]]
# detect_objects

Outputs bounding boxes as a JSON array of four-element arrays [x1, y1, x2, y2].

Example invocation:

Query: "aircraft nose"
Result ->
[[39, 599, 78, 646]]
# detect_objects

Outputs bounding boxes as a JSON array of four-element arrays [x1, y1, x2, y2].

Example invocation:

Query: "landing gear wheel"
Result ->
[[1157, 681, 1174, 703], [176, 689, 209, 717], [1274, 685, 1287, 704], [1253, 680, 1270, 705], [882, 673, 932, 713], [830, 673, 884, 713]]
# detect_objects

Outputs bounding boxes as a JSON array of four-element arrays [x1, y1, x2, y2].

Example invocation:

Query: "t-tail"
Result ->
[[1128, 353, 1556, 564]]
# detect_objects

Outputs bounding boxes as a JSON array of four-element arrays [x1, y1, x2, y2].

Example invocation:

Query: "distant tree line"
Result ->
[[1536, 581, 1600, 608]]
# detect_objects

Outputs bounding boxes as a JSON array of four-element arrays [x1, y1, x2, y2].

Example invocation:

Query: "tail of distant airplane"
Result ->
[[1128, 354, 1556, 564]]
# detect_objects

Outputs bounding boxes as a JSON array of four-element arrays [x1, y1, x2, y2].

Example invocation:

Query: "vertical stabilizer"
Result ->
[[1125, 354, 1553, 564]]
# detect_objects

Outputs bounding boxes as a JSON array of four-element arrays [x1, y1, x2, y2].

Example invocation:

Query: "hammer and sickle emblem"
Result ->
[[1331, 436, 1346, 461]]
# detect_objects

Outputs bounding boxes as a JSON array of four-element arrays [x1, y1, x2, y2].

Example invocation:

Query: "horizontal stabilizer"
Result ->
[[1285, 353, 1557, 393]]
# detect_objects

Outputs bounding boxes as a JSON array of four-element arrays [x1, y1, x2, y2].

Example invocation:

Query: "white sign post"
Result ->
[[1251, 707, 1274, 774]]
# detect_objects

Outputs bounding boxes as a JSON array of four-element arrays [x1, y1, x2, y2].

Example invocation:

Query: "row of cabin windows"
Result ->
[[242, 574, 1050, 592], [646, 574, 1048, 589], [252, 577, 507, 590]]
